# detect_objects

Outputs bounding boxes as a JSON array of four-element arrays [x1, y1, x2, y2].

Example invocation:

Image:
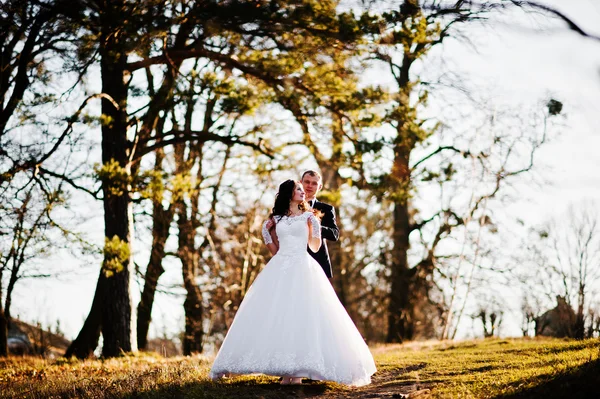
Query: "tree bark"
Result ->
[[134, 43, 181, 348], [137, 201, 174, 349], [387, 131, 414, 343], [98, 18, 135, 356], [575, 288, 585, 339], [177, 200, 204, 355], [182, 278, 204, 355], [385, 36, 420, 342], [68, 1, 136, 358], [4, 259, 19, 323]]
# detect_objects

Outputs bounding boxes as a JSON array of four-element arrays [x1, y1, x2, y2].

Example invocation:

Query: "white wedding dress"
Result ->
[[209, 211, 376, 386]]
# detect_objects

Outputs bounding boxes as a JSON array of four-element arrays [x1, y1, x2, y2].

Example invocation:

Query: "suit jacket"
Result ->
[[308, 199, 339, 278]]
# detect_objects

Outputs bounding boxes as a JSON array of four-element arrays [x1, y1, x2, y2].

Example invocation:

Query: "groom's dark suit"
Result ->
[[308, 199, 339, 278]]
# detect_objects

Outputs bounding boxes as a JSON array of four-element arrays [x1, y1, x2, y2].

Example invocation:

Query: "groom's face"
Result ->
[[301, 174, 322, 200]]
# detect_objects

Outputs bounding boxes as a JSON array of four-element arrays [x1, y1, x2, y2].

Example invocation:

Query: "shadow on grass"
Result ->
[[438, 343, 478, 351], [377, 361, 428, 374], [118, 379, 331, 399], [440, 364, 497, 377], [501, 341, 595, 357], [494, 358, 600, 399]]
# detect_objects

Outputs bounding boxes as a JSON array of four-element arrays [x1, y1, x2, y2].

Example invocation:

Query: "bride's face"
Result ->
[[292, 183, 306, 202]]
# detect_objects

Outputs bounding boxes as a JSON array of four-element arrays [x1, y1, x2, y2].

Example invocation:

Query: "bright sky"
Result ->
[[468, 0, 600, 232], [8, 1, 600, 344]]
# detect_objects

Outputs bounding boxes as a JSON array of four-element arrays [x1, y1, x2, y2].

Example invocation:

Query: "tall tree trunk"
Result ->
[[387, 131, 414, 343], [385, 42, 420, 342], [132, 10, 189, 349], [177, 202, 204, 355], [4, 260, 19, 323], [136, 148, 174, 350], [575, 286, 585, 339], [176, 75, 208, 355], [182, 271, 204, 355], [68, 1, 136, 358], [136, 205, 173, 349], [99, 23, 135, 356], [387, 204, 412, 342]]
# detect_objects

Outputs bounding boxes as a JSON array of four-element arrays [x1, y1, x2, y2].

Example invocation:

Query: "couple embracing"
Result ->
[[209, 170, 376, 386]]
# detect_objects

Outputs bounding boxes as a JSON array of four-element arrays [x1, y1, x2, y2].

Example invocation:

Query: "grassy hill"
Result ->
[[1, 337, 599, 398]]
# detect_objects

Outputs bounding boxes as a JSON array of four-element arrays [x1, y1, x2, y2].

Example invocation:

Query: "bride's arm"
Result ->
[[268, 230, 279, 255], [307, 214, 322, 252], [262, 219, 279, 255]]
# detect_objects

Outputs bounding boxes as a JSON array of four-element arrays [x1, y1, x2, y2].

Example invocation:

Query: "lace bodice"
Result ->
[[262, 212, 321, 256]]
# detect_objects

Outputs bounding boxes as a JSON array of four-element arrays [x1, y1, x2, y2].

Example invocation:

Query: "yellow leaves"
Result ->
[[99, 114, 114, 128], [1, 365, 47, 382], [95, 159, 131, 197], [136, 169, 165, 202], [388, 184, 412, 206], [102, 235, 130, 277], [318, 189, 342, 207], [382, 11, 442, 59], [135, 170, 198, 204], [170, 172, 193, 202]]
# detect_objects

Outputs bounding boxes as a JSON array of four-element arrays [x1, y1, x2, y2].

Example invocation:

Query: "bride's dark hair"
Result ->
[[270, 179, 308, 218]]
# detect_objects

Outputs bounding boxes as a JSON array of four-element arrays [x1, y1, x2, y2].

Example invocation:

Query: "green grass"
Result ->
[[1, 338, 599, 398], [372, 338, 600, 398]]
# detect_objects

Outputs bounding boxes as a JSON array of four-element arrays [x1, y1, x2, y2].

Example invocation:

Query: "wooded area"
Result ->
[[1, 0, 598, 358]]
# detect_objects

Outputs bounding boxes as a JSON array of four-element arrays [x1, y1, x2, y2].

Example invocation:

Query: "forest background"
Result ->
[[1, 0, 600, 358]]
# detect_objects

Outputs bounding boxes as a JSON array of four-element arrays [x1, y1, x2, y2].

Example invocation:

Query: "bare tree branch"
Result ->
[[508, 1, 600, 41], [38, 167, 101, 199], [134, 129, 273, 160], [412, 146, 469, 169], [1, 93, 118, 184]]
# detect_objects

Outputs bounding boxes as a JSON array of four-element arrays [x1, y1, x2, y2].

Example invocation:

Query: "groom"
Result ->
[[264, 170, 340, 277], [300, 170, 339, 278]]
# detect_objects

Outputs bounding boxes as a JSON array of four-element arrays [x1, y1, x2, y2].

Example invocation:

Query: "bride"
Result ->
[[209, 179, 376, 386]]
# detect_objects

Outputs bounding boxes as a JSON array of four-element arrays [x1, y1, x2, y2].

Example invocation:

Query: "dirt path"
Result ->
[[257, 371, 433, 399]]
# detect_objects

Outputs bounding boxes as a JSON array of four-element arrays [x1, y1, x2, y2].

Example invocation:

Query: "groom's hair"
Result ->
[[301, 170, 322, 181]]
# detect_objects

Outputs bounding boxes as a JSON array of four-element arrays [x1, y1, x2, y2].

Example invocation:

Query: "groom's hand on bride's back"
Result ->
[[310, 208, 324, 220], [265, 218, 275, 231]]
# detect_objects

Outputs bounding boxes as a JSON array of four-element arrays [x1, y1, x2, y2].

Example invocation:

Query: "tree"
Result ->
[[242, 1, 566, 342], [258, 21, 386, 308], [520, 201, 600, 339], [67, 0, 364, 358], [0, 0, 91, 356], [166, 56, 278, 353], [344, 0, 566, 343], [1, 190, 54, 322], [66, 0, 190, 358], [0, 0, 75, 139], [135, 143, 175, 350]]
